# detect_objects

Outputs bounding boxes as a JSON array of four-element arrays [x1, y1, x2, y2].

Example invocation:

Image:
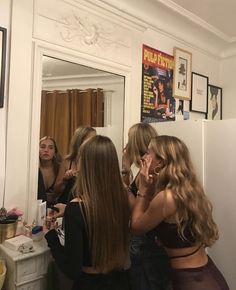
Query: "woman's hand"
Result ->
[[122, 146, 132, 185], [63, 169, 77, 181], [51, 203, 66, 219], [122, 146, 131, 172], [139, 156, 157, 197]]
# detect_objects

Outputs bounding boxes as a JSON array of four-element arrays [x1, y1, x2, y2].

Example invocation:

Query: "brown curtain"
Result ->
[[40, 89, 104, 157]]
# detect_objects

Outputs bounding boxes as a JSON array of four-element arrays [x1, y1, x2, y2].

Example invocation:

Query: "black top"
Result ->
[[45, 202, 91, 280], [130, 176, 195, 249], [37, 168, 56, 201], [151, 221, 196, 248]]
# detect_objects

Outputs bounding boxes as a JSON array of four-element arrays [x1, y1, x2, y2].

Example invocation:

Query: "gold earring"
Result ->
[[154, 166, 160, 175]]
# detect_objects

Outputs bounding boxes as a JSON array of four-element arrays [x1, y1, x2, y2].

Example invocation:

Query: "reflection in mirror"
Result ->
[[40, 56, 125, 158]]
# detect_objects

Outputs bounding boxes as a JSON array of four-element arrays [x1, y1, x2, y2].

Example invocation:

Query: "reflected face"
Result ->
[[39, 139, 55, 161]]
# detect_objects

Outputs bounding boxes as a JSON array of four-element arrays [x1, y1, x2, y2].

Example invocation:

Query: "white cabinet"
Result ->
[[0, 239, 52, 290]]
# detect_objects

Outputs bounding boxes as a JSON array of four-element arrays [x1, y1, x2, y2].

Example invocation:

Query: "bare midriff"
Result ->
[[166, 245, 208, 269]]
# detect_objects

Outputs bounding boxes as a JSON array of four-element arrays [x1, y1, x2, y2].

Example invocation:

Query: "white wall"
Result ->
[[152, 120, 205, 184], [0, 0, 11, 209], [143, 28, 221, 122], [4, 0, 222, 219], [220, 56, 236, 119], [205, 119, 236, 290]]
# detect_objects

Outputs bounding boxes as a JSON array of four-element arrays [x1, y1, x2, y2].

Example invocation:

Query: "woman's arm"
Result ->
[[123, 184, 136, 210], [45, 204, 84, 280], [121, 146, 132, 186], [131, 190, 175, 234], [54, 159, 69, 195], [131, 156, 176, 234]]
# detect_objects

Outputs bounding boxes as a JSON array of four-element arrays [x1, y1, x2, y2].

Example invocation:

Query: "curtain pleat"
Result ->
[[40, 89, 104, 157]]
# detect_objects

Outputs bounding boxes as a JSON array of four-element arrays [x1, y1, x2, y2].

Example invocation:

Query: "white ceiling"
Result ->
[[42, 56, 109, 77], [98, 0, 236, 56], [42, 56, 124, 81], [159, 0, 236, 42]]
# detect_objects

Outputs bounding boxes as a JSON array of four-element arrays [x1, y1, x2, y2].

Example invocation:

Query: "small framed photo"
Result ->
[[173, 47, 192, 100], [190, 72, 208, 113], [0, 27, 7, 108], [207, 85, 222, 120]]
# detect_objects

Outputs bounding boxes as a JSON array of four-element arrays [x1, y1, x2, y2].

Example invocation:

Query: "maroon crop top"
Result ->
[[151, 221, 196, 249]]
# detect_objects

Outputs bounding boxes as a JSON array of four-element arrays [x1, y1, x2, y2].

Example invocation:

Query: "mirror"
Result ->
[[41, 56, 125, 158]]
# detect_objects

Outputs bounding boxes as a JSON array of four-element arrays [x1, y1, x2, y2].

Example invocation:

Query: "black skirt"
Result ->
[[72, 269, 131, 290]]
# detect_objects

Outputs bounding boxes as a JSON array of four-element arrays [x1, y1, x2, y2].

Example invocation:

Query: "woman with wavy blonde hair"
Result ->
[[131, 135, 229, 290], [45, 135, 131, 290]]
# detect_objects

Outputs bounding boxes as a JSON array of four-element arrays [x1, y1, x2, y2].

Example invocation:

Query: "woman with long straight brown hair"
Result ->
[[54, 126, 96, 204], [45, 135, 131, 290]]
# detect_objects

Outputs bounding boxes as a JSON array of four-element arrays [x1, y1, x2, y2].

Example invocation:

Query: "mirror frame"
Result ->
[[27, 42, 131, 221]]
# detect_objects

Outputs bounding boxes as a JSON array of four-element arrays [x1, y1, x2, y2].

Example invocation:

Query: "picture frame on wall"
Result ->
[[190, 72, 208, 113], [173, 47, 192, 100], [207, 85, 222, 120], [0, 26, 7, 108]]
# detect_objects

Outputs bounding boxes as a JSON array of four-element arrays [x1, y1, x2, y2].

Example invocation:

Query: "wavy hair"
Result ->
[[126, 123, 158, 167], [150, 135, 219, 247], [76, 135, 130, 272]]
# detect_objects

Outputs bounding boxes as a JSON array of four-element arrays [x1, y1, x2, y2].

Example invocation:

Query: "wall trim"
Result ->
[[83, 0, 236, 58]]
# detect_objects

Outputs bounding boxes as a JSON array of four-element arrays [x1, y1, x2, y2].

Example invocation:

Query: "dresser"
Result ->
[[0, 238, 52, 290]]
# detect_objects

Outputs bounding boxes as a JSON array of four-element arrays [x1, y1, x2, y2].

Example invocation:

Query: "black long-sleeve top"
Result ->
[[45, 202, 91, 280]]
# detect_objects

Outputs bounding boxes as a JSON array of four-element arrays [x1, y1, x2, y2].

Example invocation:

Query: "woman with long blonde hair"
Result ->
[[131, 135, 229, 290], [122, 123, 171, 290], [45, 135, 131, 290]]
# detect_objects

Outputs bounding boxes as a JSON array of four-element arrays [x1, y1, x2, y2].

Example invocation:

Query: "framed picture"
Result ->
[[207, 85, 222, 120], [190, 72, 208, 113], [141, 45, 175, 123], [173, 47, 192, 100], [0, 27, 7, 108]]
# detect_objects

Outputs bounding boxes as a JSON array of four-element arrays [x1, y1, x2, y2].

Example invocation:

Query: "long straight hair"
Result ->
[[126, 122, 158, 167], [150, 135, 219, 247], [76, 135, 130, 272], [67, 126, 96, 161]]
